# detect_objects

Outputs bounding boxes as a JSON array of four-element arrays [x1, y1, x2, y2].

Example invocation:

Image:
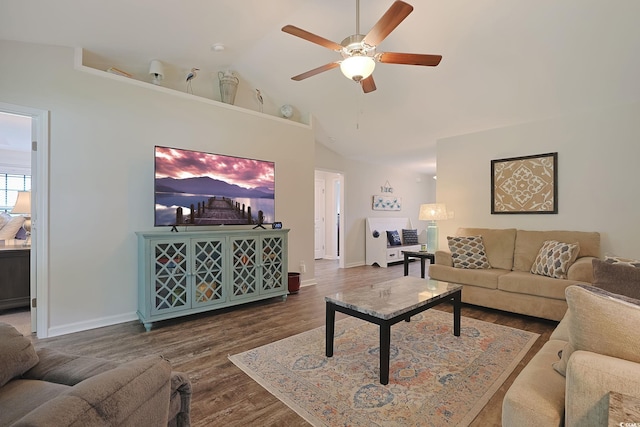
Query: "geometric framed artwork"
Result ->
[[372, 195, 402, 211], [491, 152, 558, 214]]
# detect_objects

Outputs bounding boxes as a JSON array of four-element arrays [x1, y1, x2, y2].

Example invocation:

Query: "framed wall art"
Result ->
[[372, 195, 402, 211], [491, 152, 558, 214]]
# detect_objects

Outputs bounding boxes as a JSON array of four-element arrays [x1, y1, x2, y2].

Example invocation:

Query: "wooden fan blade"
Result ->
[[282, 25, 343, 51], [378, 52, 442, 66], [291, 62, 340, 81], [360, 75, 377, 93], [363, 1, 414, 47]]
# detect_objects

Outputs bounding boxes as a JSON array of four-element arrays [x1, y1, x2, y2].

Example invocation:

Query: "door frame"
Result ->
[[0, 102, 49, 338], [314, 169, 344, 268]]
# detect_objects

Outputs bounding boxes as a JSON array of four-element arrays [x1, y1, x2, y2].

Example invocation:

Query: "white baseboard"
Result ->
[[47, 312, 138, 338], [301, 279, 317, 287], [345, 261, 365, 268]]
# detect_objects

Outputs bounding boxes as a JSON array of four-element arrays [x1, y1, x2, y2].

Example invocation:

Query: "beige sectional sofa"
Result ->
[[503, 259, 640, 426], [429, 227, 600, 321]]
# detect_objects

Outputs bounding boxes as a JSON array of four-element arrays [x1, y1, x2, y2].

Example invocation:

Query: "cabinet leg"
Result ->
[[281, 294, 288, 301], [143, 323, 152, 332]]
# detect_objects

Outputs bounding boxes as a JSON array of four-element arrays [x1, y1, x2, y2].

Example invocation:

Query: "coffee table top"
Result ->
[[325, 276, 462, 320]]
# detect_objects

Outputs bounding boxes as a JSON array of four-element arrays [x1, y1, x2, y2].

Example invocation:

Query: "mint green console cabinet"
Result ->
[[137, 229, 289, 331]]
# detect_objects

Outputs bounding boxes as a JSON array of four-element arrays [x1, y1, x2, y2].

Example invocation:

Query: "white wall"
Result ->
[[315, 143, 436, 267], [0, 40, 315, 336], [436, 101, 640, 259]]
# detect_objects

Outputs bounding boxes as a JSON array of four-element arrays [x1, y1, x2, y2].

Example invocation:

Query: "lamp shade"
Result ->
[[149, 60, 165, 85], [419, 203, 448, 221], [340, 55, 375, 82], [11, 191, 31, 215]]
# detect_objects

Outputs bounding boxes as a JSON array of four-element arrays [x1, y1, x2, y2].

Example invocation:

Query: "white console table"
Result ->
[[136, 228, 288, 331]]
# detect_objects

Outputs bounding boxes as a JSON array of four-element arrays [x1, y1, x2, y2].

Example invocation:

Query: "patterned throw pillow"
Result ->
[[605, 255, 640, 268], [402, 229, 419, 245], [447, 235, 491, 269], [386, 230, 401, 246], [530, 240, 580, 279]]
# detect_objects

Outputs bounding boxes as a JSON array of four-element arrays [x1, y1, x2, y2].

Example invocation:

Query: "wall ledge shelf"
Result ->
[[73, 47, 313, 130]]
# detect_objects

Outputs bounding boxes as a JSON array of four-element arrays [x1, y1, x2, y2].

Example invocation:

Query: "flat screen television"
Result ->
[[154, 146, 275, 227]]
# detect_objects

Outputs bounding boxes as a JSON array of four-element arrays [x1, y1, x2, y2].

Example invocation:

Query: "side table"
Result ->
[[608, 391, 640, 427], [402, 250, 435, 279]]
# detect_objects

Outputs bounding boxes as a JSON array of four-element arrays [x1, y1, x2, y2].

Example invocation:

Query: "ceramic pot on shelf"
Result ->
[[218, 70, 239, 105]]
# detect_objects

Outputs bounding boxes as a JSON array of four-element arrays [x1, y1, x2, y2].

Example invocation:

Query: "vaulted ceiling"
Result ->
[[2, 0, 639, 173]]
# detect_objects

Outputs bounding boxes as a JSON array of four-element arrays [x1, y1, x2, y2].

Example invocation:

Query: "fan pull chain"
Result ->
[[355, 0, 360, 35]]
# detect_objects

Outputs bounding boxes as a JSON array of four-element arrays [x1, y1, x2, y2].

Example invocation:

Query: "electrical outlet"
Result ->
[[299, 261, 306, 273]]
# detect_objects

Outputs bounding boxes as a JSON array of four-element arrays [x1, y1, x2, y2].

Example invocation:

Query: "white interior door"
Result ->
[[314, 178, 325, 259]]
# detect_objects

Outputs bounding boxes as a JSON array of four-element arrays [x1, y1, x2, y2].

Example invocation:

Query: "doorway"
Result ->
[[0, 103, 49, 337], [314, 169, 344, 268]]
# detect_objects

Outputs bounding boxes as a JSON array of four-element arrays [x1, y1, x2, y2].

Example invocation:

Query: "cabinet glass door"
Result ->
[[152, 240, 189, 314], [261, 235, 285, 294], [192, 238, 226, 307], [230, 236, 259, 300]]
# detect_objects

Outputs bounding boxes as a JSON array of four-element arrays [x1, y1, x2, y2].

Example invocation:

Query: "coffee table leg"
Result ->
[[380, 323, 391, 385], [326, 302, 335, 357], [420, 258, 426, 278], [453, 291, 461, 336]]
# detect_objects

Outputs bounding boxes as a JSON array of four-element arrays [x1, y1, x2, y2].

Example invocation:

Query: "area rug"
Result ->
[[229, 310, 539, 426]]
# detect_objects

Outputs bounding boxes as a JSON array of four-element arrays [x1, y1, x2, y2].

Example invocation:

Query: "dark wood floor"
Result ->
[[29, 260, 557, 427]]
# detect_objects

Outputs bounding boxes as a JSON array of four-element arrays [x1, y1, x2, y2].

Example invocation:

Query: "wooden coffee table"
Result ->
[[325, 276, 462, 385]]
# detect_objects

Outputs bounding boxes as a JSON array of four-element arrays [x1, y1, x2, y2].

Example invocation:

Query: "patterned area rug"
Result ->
[[229, 310, 539, 426]]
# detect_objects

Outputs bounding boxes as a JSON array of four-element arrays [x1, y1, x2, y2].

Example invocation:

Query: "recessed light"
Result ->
[[211, 44, 225, 52]]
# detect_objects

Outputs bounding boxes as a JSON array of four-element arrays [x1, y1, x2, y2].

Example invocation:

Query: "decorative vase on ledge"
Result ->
[[218, 70, 239, 105]]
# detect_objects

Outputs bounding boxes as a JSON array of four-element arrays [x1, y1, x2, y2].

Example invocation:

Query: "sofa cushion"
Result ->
[[401, 229, 419, 245], [0, 322, 39, 387], [23, 348, 119, 386], [0, 379, 69, 426], [456, 228, 517, 270], [447, 235, 491, 269], [592, 258, 640, 300], [428, 264, 507, 289], [15, 355, 172, 427], [498, 271, 573, 300], [502, 339, 567, 427], [513, 230, 600, 272], [605, 255, 640, 268], [553, 285, 640, 377], [530, 240, 580, 279], [386, 230, 401, 246]]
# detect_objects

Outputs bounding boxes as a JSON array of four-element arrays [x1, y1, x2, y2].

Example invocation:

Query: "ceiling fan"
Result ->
[[281, 0, 442, 93]]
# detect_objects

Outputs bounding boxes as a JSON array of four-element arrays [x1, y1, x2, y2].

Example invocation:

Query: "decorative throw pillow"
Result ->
[[592, 258, 640, 300], [447, 235, 491, 269], [0, 322, 39, 387], [605, 255, 640, 268], [552, 285, 640, 377], [0, 212, 11, 229], [530, 240, 580, 279], [386, 230, 401, 246], [0, 216, 25, 240], [402, 229, 419, 245]]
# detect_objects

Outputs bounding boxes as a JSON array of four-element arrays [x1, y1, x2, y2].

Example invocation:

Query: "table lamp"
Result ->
[[11, 191, 31, 244], [419, 203, 447, 251]]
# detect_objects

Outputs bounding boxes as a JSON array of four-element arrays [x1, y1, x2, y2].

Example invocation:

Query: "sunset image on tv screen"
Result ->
[[154, 146, 275, 226]]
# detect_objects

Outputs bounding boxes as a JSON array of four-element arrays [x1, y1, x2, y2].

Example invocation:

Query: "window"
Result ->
[[0, 173, 31, 213]]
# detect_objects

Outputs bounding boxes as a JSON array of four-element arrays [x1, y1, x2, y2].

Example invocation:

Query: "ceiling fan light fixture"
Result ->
[[340, 55, 375, 82]]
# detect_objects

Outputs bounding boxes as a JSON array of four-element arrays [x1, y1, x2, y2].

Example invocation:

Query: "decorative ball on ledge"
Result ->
[[280, 104, 293, 119]]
